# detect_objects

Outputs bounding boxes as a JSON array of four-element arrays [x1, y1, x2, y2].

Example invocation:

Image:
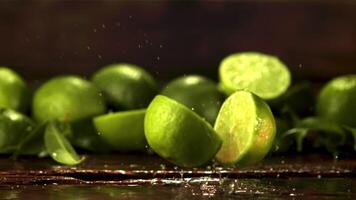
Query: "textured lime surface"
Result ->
[[92, 63, 158, 110], [33, 76, 106, 122], [145, 95, 222, 167], [94, 109, 146, 152], [0, 67, 29, 112], [214, 91, 276, 165], [161, 75, 224, 124], [316, 75, 356, 127], [219, 52, 291, 100]]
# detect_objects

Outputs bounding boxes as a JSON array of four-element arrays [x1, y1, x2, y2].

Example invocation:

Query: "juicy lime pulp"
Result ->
[[316, 75, 356, 127], [144, 95, 222, 167], [92, 63, 158, 110], [161, 75, 225, 124], [93, 109, 146, 152], [0, 67, 29, 112], [32, 76, 106, 123], [214, 90, 276, 165], [219, 52, 291, 100]]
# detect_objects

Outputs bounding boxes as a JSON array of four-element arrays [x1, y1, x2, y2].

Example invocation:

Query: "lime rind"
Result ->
[[144, 95, 222, 167], [219, 52, 291, 100], [93, 109, 146, 151]]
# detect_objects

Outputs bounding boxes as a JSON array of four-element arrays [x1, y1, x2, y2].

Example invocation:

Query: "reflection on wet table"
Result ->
[[0, 154, 355, 199]]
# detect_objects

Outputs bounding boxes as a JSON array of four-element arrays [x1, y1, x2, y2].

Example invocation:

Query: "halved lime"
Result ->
[[316, 75, 356, 127], [0, 67, 29, 112], [92, 63, 158, 110], [219, 52, 291, 100], [32, 76, 106, 123], [161, 75, 225, 124], [93, 109, 146, 152], [144, 95, 222, 167], [214, 90, 276, 165]]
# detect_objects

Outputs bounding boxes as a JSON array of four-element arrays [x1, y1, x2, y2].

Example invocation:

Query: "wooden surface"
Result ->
[[0, 154, 355, 199]]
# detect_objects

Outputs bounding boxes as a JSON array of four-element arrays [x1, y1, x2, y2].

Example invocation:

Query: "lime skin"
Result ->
[[0, 67, 30, 112], [144, 95, 222, 167], [32, 76, 106, 123], [161, 75, 225, 124], [92, 63, 158, 110]]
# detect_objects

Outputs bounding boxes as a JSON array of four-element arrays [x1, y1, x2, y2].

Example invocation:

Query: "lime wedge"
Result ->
[[214, 90, 276, 165], [219, 52, 291, 100], [316, 75, 356, 127], [161, 75, 224, 124], [92, 63, 158, 110], [93, 109, 146, 152], [144, 95, 222, 167]]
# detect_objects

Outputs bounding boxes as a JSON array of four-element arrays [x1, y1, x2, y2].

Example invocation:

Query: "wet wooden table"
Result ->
[[0, 154, 355, 199]]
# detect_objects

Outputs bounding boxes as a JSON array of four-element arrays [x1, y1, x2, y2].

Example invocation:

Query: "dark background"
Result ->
[[0, 0, 355, 83]]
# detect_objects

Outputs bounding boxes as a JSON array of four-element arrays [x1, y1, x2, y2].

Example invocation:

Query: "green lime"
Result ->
[[0, 108, 35, 153], [214, 90, 276, 165], [0, 67, 29, 112], [219, 52, 291, 100], [93, 109, 146, 152], [161, 75, 225, 124], [316, 75, 356, 127], [144, 95, 222, 167], [32, 76, 106, 123], [92, 63, 158, 110]]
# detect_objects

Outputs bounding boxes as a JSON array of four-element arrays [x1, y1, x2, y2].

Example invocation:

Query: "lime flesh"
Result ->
[[214, 90, 276, 165], [94, 109, 146, 152], [219, 52, 291, 100], [144, 95, 222, 167]]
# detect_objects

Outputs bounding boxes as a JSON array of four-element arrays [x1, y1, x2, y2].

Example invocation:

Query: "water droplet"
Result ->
[[159, 44, 163, 48], [102, 24, 106, 29], [93, 29, 97, 33], [97, 54, 102, 59], [87, 46, 91, 50], [26, 126, 33, 132], [160, 164, 166, 170], [289, 193, 296, 196], [191, 107, 195, 111], [52, 152, 57, 158], [138, 44, 142, 48], [317, 174, 322, 179], [97, 132, 102, 135], [156, 56, 160, 61]]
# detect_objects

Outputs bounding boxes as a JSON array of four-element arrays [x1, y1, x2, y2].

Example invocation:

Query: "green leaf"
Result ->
[[285, 117, 347, 156], [44, 120, 84, 165], [12, 122, 47, 158]]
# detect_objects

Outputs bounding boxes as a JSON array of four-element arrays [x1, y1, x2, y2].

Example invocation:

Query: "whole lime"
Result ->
[[32, 76, 106, 123], [0, 67, 29, 112], [316, 75, 356, 127], [92, 63, 158, 110], [161, 75, 225, 124]]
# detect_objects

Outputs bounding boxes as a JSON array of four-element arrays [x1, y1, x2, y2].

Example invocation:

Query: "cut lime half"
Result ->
[[219, 52, 291, 100], [93, 109, 146, 152], [144, 95, 222, 167], [214, 90, 276, 165]]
